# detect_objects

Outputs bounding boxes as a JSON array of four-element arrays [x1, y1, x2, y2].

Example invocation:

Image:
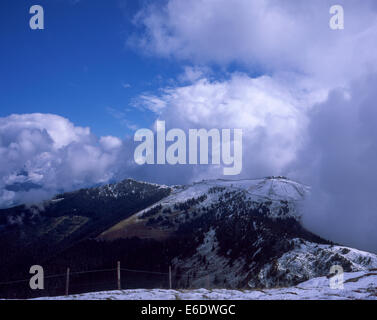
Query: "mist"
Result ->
[[292, 74, 377, 253]]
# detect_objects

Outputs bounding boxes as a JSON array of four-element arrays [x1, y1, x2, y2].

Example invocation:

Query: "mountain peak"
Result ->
[[191, 177, 309, 202]]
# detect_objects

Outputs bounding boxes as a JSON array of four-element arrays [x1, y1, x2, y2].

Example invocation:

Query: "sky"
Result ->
[[0, 0, 183, 137], [1, 0, 377, 252]]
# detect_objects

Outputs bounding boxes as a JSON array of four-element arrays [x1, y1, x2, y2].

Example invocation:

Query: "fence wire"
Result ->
[[0, 263, 219, 299]]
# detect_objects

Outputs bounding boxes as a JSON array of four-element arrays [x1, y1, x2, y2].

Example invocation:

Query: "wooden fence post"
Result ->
[[65, 267, 70, 296], [169, 266, 172, 289], [117, 261, 121, 290]]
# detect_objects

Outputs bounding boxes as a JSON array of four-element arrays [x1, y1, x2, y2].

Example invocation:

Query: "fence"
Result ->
[[0, 262, 218, 299]]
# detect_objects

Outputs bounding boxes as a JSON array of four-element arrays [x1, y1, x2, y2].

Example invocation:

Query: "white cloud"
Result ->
[[133, 0, 377, 86], [137, 73, 326, 178], [0, 113, 92, 149], [178, 66, 210, 83], [100, 136, 123, 151], [0, 113, 122, 208]]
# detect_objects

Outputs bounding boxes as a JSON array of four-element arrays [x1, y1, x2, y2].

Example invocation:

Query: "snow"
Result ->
[[33, 270, 377, 300], [202, 178, 309, 202], [50, 198, 64, 203], [167, 177, 308, 207], [279, 239, 377, 272], [251, 238, 377, 288], [132, 177, 308, 222]]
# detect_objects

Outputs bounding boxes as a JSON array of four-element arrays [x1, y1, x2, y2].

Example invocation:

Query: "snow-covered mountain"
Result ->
[[100, 177, 308, 241], [1, 176, 376, 299], [98, 177, 377, 290]]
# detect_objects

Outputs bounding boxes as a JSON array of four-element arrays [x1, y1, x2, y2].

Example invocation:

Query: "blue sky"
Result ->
[[0, 0, 183, 138]]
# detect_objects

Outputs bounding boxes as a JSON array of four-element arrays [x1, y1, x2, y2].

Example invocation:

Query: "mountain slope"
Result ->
[[99, 177, 308, 241], [1, 176, 376, 299], [97, 177, 377, 289], [0, 179, 171, 283]]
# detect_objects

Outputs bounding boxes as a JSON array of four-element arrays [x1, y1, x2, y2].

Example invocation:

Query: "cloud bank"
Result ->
[[292, 74, 377, 253], [0, 114, 122, 208], [133, 0, 377, 85]]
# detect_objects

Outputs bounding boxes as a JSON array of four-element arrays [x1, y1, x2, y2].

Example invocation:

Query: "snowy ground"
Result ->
[[34, 271, 377, 300]]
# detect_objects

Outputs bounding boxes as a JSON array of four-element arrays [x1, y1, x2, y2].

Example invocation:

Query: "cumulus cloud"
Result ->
[[132, 0, 377, 86], [100, 136, 123, 151], [0, 114, 123, 208], [134, 72, 326, 181]]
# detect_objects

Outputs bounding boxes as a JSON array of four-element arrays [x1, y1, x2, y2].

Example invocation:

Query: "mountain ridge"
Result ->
[[0, 176, 376, 298]]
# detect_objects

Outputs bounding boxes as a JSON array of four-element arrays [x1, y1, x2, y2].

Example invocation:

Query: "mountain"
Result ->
[[0, 179, 170, 288], [98, 177, 377, 289], [0, 176, 376, 299], [99, 176, 308, 242]]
